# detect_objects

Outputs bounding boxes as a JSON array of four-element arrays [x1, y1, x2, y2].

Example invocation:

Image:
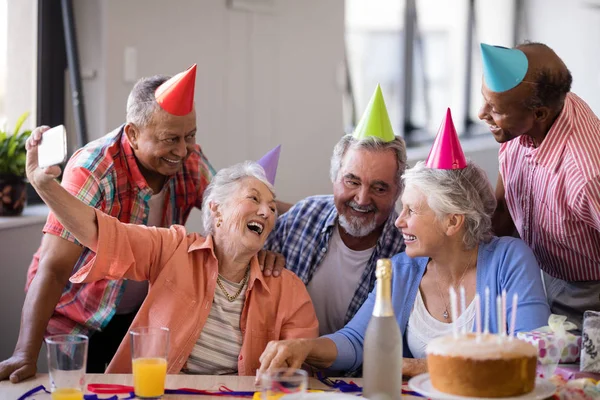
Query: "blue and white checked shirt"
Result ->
[[264, 195, 405, 324]]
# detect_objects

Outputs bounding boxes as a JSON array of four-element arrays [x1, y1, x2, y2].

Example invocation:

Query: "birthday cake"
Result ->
[[426, 333, 538, 397]]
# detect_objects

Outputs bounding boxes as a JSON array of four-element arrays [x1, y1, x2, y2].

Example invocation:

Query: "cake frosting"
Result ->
[[426, 333, 538, 359]]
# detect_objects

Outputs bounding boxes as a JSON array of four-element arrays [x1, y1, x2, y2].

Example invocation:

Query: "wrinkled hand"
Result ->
[[25, 126, 62, 188], [257, 339, 312, 383], [257, 250, 285, 277], [0, 353, 37, 383]]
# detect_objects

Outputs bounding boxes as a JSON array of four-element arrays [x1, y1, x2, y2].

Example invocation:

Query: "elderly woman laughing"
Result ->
[[257, 110, 550, 378], [25, 129, 318, 376]]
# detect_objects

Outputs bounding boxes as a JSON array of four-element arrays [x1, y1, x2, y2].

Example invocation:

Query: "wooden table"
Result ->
[[0, 374, 423, 399]]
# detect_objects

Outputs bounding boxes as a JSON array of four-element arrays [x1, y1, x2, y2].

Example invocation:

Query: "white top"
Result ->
[[307, 225, 374, 335], [406, 289, 476, 359], [115, 187, 166, 314], [426, 333, 537, 359], [183, 274, 247, 374]]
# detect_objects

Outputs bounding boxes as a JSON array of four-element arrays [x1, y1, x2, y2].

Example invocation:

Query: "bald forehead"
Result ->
[[482, 78, 533, 105], [516, 44, 568, 78]]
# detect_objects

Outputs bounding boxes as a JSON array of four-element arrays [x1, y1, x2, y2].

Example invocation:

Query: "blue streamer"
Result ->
[[17, 385, 135, 400]]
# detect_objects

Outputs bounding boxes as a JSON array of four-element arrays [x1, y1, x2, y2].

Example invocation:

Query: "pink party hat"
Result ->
[[155, 64, 197, 116], [257, 145, 281, 185], [425, 108, 467, 170]]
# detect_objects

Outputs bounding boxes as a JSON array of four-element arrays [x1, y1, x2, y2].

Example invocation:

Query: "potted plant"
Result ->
[[0, 112, 32, 216]]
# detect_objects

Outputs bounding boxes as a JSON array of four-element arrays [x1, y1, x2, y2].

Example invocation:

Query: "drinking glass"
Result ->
[[130, 326, 170, 399], [260, 368, 308, 400], [45, 334, 88, 400]]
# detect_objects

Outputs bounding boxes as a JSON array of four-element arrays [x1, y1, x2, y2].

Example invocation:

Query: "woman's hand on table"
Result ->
[[256, 339, 313, 382]]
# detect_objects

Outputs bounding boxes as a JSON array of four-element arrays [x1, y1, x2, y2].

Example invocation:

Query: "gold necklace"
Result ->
[[432, 255, 474, 320], [216, 268, 249, 302]]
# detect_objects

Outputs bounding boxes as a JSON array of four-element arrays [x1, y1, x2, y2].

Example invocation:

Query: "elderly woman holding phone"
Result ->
[[257, 110, 550, 378], [25, 128, 318, 376]]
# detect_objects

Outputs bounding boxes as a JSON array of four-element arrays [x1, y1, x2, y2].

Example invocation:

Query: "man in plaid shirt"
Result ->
[[264, 87, 407, 336], [0, 67, 281, 382]]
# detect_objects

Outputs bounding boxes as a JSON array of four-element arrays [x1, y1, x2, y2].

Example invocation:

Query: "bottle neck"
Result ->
[[373, 276, 394, 317]]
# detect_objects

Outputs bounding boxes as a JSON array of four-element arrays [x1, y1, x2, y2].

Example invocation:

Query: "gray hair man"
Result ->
[[264, 133, 406, 335], [264, 82, 407, 336]]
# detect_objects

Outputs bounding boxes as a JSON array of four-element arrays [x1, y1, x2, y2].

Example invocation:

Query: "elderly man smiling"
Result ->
[[479, 42, 600, 329], [264, 86, 406, 335]]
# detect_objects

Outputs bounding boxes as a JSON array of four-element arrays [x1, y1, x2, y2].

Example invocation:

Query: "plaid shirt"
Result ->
[[26, 125, 215, 338], [264, 195, 405, 324]]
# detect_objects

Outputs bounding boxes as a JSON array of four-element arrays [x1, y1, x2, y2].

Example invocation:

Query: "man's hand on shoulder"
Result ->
[[258, 250, 286, 277], [0, 352, 37, 383]]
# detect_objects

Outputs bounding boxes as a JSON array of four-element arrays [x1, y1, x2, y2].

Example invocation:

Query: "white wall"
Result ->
[[4, 0, 36, 130]]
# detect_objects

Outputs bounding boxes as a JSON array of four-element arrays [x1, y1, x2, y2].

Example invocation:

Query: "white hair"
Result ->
[[201, 161, 275, 236], [329, 134, 407, 193], [126, 75, 169, 127], [402, 161, 497, 249]]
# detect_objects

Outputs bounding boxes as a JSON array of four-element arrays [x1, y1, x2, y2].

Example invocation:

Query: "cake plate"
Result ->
[[408, 373, 556, 400]]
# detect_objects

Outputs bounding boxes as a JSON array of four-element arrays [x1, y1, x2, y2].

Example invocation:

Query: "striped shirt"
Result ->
[[183, 274, 248, 375], [264, 195, 405, 324], [499, 93, 600, 281], [26, 125, 215, 338]]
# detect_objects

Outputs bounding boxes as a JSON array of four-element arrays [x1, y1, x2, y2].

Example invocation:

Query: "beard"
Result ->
[[338, 199, 379, 237], [339, 214, 378, 237]]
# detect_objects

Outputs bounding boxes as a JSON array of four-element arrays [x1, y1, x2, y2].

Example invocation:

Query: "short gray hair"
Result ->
[[330, 134, 407, 192], [402, 161, 497, 249], [126, 75, 169, 127], [201, 161, 276, 236]]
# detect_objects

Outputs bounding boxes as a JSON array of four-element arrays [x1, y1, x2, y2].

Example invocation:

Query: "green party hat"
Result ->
[[352, 84, 395, 142]]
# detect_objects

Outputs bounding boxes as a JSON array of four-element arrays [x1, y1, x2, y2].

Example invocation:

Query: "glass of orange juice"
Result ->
[[130, 326, 169, 398], [45, 334, 88, 400]]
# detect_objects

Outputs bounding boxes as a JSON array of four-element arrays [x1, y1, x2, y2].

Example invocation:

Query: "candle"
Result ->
[[496, 295, 502, 341], [509, 293, 518, 339], [449, 287, 459, 338], [501, 290, 507, 336], [475, 293, 481, 342], [484, 287, 490, 334], [460, 286, 467, 334]]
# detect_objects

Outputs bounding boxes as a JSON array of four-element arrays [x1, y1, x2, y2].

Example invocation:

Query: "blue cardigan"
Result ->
[[325, 236, 550, 372]]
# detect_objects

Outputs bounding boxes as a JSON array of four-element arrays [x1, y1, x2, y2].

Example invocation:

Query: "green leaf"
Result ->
[[13, 112, 30, 137], [0, 111, 31, 176], [7, 139, 18, 157]]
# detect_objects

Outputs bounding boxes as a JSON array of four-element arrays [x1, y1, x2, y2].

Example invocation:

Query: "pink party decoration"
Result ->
[[425, 108, 467, 170]]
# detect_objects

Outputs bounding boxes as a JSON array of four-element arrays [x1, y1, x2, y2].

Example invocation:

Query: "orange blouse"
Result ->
[[70, 209, 319, 375]]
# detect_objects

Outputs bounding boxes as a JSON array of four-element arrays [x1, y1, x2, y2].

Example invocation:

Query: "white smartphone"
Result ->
[[38, 125, 68, 168]]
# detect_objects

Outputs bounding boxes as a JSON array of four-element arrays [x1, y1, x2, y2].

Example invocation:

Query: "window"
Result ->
[[345, 0, 516, 145]]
